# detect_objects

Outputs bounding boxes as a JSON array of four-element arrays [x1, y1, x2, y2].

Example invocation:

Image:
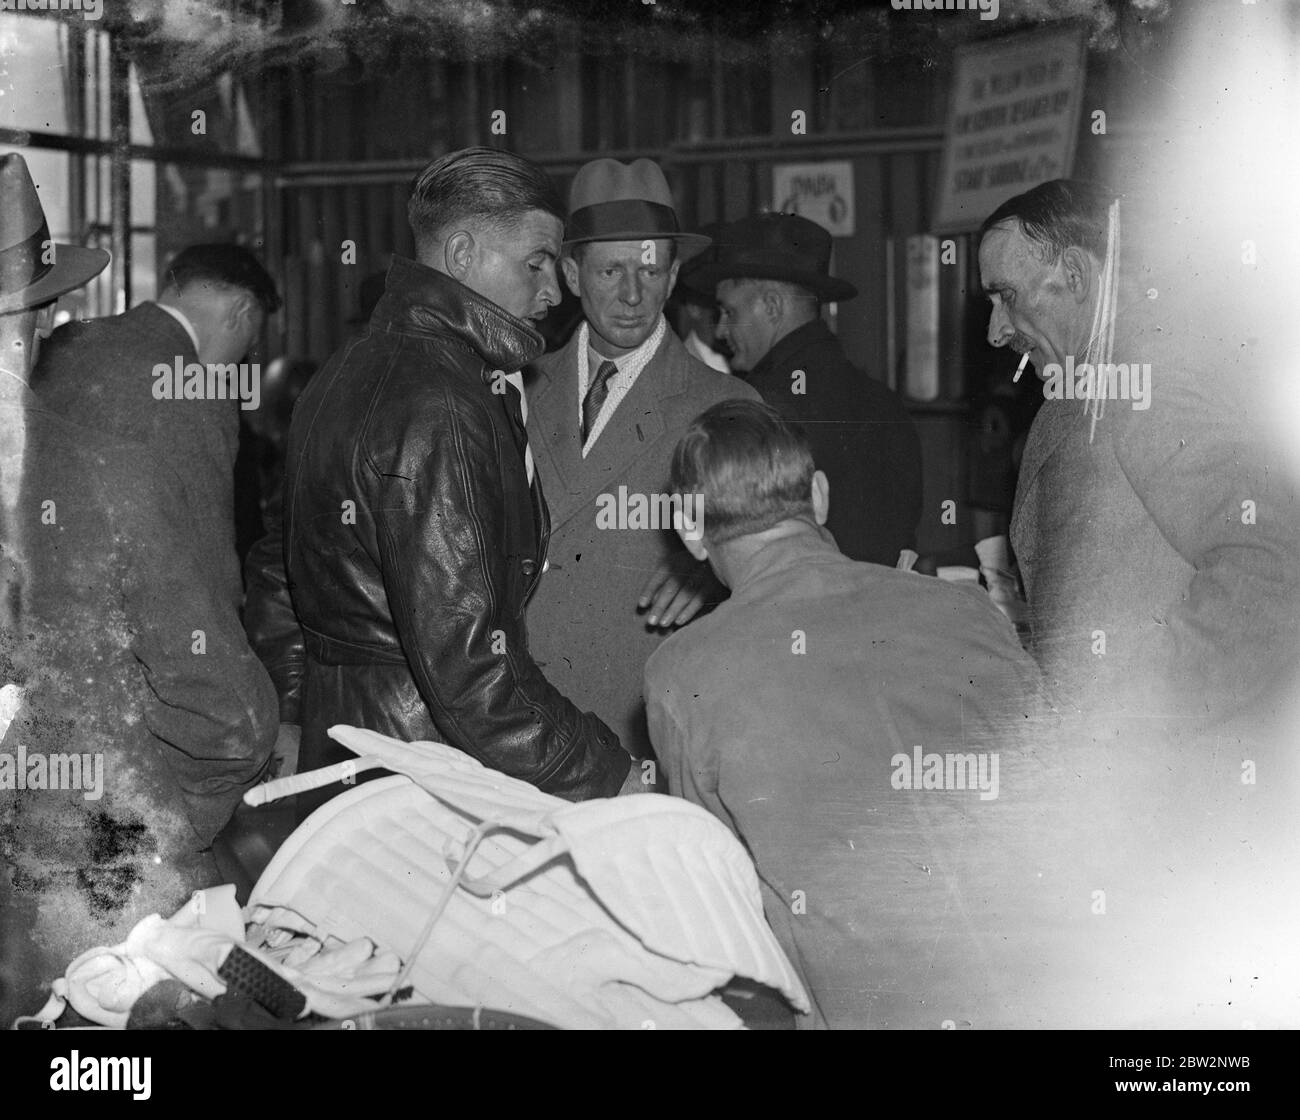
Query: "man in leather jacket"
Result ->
[[243, 148, 632, 810]]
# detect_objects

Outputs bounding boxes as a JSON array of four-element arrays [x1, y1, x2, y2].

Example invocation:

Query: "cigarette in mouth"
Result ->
[[1013, 351, 1030, 382]]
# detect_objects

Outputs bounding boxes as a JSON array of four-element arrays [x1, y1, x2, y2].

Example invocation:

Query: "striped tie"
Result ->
[[581, 359, 619, 445]]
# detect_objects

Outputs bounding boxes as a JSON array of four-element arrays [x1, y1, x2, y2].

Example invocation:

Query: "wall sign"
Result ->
[[772, 160, 855, 237], [933, 26, 1088, 233]]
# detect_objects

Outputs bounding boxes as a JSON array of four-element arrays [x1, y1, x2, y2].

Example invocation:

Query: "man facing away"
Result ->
[[33, 243, 281, 618], [688, 213, 923, 567], [644, 400, 1044, 1028], [523, 159, 760, 763], [0, 154, 277, 1021], [243, 147, 631, 811]]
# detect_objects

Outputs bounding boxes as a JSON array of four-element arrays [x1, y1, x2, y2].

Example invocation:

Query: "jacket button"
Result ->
[[521, 558, 537, 577]]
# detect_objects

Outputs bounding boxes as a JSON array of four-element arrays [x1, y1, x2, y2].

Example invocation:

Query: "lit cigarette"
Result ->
[[1013, 352, 1030, 382]]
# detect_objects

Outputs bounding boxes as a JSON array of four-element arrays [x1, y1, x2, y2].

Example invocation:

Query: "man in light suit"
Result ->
[[978, 179, 1300, 737], [525, 159, 760, 764]]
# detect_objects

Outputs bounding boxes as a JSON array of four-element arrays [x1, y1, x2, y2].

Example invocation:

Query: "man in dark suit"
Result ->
[[32, 243, 281, 617], [0, 154, 277, 1022], [688, 213, 923, 567], [524, 159, 760, 764]]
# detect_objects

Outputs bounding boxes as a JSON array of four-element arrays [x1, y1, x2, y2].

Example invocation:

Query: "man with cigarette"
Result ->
[[977, 178, 1300, 730]]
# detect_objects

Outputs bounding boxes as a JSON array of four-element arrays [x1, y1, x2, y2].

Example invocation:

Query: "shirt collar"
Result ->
[[154, 301, 201, 355], [579, 316, 667, 387]]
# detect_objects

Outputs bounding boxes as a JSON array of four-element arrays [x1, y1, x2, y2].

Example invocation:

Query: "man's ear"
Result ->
[[675, 525, 709, 563], [560, 254, 581, 299], [443, 230, 476, 282], [227, 290, 257, 330], [1061, 246, 1096, 305], [811, 469, 829, 526], [33, 301, 58, 339], [761, 286, 783, 324], [664, 257, 682, 300]]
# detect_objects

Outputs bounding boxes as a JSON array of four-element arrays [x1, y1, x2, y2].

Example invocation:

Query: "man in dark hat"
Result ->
[[0, 153, 278, 1021], [688, 212, 922, 567], [524, 159, 759, 765], [243, 146, 631, 811]]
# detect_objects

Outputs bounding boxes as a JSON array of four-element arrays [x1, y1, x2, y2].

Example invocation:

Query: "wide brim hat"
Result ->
[[0, 153, 109, 314], [683, 212, 858, 303], [563, 158, 712, 263]]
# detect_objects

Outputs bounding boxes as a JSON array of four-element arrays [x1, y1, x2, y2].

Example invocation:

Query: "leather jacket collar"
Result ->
[[373, 255, 547, 373]]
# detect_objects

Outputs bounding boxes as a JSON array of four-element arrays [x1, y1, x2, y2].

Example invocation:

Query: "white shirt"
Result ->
[[501, 370, 534, 486], [154, 301, 201, 355], [684, 329, 731, 373], [576, 316, 667, 457]]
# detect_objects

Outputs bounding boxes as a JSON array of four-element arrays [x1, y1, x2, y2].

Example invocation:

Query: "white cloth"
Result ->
[[576, 317, 667, 456], [153, 301, 201, 355], [22, 884, 400, 1029], [244, 724, 811, 1029], [684, 329, 731, 373]]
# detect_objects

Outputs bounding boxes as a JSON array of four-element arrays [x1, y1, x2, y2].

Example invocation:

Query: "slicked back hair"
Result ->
[[670, 399, 816, 545], [978, 179, 1116, 264], [164, 243, 281, 314], [408, 146, 564, 253]]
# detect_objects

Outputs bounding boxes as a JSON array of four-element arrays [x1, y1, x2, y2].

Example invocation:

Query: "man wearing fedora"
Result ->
[[0, 153, 278, 1021], [524, 159, 760, 764], [689, 213, 923, 567]]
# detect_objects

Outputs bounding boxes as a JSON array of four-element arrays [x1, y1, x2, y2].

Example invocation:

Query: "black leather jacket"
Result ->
[[243, 256, 630, 801]]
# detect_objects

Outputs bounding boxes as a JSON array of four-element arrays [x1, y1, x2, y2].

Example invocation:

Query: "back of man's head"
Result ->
[[408, 146, 564, 257], [670, 399, 816, 545], [978, 179, 1115, 264], [162, 243, 281, 314]]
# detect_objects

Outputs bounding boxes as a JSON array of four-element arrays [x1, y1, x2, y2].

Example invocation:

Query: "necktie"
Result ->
[[581, 359, 619, 445]]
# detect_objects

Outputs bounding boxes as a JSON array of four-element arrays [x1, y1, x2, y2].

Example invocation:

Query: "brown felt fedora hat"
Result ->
[[0, 153, 109, 314], [564, 158, 712, 262], [683, 212, 857, 303]]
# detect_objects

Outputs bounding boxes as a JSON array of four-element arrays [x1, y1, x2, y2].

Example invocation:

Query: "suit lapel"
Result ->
[[525, 333, 585, 513], [531, 329, 685, 533], [527, 327, 682, 531], [1016, 396, 1087, 505]]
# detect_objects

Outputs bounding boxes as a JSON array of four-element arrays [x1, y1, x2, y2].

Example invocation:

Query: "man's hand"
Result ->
[[617, 758, 655, 796], [637, 557, 718, 629]]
